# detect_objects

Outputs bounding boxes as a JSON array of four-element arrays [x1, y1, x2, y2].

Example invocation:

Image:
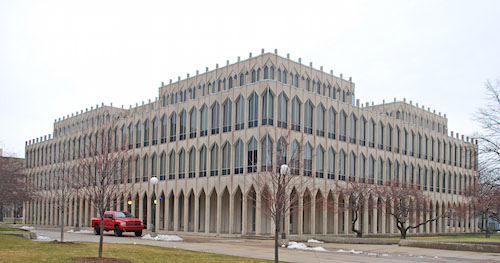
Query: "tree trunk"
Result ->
[[99, 217, 104, 258], [274, 219, 280, 263], [60, 208, 64, 242], [400, 228, 407, 239], [0, 204, 3, 222]]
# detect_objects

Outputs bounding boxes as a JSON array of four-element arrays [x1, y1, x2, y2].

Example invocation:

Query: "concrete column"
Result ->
[[194, 193, 199, 233], [322, 197, 328, 235], [465, 208, 469, 233], [242, 193, 248, 235], [205, 194, 210, 234], [84, 200, 89, 228], [216, 195, 222, 234], [363, 200, 369, 235], [381, 201, 386, 234], [78, 198, 83, 228], [333, 198, 338, 235], [255, 193, 262, 235], [184, 194, 189, 233], [373, 202, 378, 234], [390, 202, 396, 234], [344, 196, 350, 234], [311, 198, 316, 235], [146, 195, 152, 231], [297, 195, 303, 236], [173, 194, 179, 232], [229, 193, 234, 234]]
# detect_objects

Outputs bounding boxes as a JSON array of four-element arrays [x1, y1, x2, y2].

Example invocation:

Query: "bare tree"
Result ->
[[472, 79, 500, 237], [464, 164, 499, 237], [77, 114, 133, 258], [333, 180, 376, 237], [41, 161, 81, 242], [0, 152, 29, 223], [253, 130, 315, 263], [379, 182, 444, 239]]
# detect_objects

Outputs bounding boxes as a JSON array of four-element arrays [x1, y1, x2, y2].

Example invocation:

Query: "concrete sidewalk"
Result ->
[[25, 226, 500, 263]]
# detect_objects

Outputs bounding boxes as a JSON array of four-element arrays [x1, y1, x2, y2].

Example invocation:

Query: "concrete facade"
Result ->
[[24, 51, 479, 237]]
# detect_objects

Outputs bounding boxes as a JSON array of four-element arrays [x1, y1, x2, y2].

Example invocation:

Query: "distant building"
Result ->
[[24, 51, 478, 236], [0, 149, 25, 221]]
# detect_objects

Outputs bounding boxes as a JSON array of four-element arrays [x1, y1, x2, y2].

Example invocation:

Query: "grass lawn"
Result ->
[[0, 226, 25, 232], [409, 233, 500, 242], [0, 234, 272, 263]]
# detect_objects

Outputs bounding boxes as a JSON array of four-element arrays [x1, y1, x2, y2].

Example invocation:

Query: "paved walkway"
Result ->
[[24, 226, 500, 263]]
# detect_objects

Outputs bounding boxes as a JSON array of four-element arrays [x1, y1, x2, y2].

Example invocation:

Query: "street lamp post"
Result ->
[[280, 164, 289, 240], [150, 176, 159, 233]]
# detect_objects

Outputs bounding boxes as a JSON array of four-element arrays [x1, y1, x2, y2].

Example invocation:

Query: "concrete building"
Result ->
[[24, 50, 479, 237]]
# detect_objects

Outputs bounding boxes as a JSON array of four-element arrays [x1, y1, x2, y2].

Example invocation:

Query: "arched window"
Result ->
[[160, 152, 166, 180], [210, 144, 219, 176], [291, 96, 301, 131], [249, 92, 258, 128], [239, 73, 245, 86], [189, 108, 197, 138], [211, 101, 220, 134], [368, 155, 375, 184], [303, 143, 312, 177], [377, 121, 384, 150], [328, 107, 336, 139], [152, 117, 158, 145], [228, 76, 233, 89], [169, 112, 176, 142], [234, 140, 244, 174], [199, 146, 207, 177], [304, 100, 313, 134], [359, 153, 366, 183], [386, 159, 392, 185], [151, 154, 157, 179], [200, 104, 208, 136], [338, 149, 346, 181], [277, 137, 287, 166], [188, 148, 196, 178], [262, 88, 274, 125], [179, 110, 186, 140], [349, 113, 357, 143], [349, 151, 356, 181], [316, 103, 325, 137], [135, 157, 140, 182], [377, 157, 383, 185], [142, 154, 149, 182], [168, 151, 175, 180], [328, 148, 336, 180], [251, 70, 257, 83], [261, 135, 273, 172], [277, 92, 288, 128], [247, 137, 257, 173], [306, 78, 311, 91], [223, 99, 232, 132], [178, 149, 185, 179], [222, 142, 231, 175], [339, 110, 347, 141], [264, 66, 269, 79], [135, 121, 141, 148], [160, 115, 167, 144], [235, 95, 245, 130], [316, 146, 324, 178], [368, 119, 375, 148], [290, 140, 300, 175]]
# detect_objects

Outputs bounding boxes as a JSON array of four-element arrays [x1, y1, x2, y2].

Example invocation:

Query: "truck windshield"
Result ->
[[114, 212, 134, 219]]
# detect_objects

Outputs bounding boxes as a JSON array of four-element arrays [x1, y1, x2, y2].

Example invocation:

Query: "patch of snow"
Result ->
[[20, 226, 36, 230], [35, 234, 53, 241], [382, 254, 389, 257], [74, 230, 93, 234], [67, 229, 74, 233], [141, 234, 183, 241], [337, 249, 363, 254], [307, 239, 324, 243], [367, 253, 377, 256], [281, 244, 286, 248], [287, 242, 327, 252]]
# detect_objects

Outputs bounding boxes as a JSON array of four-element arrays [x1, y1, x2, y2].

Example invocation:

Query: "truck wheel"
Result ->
[[114, 225, 122, 237], [134, 230, 142, 237], [94, 224, 100, 235]]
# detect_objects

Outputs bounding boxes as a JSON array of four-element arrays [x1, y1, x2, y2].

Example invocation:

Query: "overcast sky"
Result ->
[[1, 0, 499, 157]]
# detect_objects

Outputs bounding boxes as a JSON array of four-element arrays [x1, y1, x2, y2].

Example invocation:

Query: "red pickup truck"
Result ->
[[92, 211, 144, 237]]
